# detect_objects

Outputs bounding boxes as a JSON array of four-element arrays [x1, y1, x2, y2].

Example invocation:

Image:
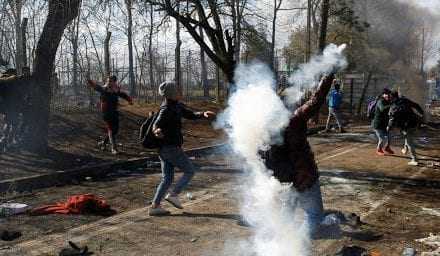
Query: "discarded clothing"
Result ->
[[31, 194, 114, 216], [0, 230, 22, 241], [59, 241, 93, 256]]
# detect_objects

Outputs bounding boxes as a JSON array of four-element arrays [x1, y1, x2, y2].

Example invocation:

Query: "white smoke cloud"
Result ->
[[216, 44, 347, 256], [285, 44, 347, 105]]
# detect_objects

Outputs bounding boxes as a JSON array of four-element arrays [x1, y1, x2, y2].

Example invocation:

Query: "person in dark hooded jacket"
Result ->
[[388, 91, 424, 166], [149, 81, 216, 216], [263, 73, 335, 237]]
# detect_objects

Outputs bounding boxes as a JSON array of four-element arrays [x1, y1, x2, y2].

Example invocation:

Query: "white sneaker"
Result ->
[[408, 160, 418, 166], [401, 147, 408, 155], [148, 206, 170, 216], [165, 194, 183, 209]]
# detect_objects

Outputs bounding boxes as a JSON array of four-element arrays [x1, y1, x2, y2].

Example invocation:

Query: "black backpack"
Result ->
[[139, 111, 162, 149]]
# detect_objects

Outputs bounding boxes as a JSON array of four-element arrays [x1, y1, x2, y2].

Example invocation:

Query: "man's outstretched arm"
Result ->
[[294, 73, 335, 121]]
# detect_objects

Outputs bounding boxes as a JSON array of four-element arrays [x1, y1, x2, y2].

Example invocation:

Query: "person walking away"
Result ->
[[149, 81, 216, 216], [372, 88, 394, 156], [87, 76, 133, 154], [263, 73, 335, 238], [388, 91, 424, 166], [324, 80, 344, 133]]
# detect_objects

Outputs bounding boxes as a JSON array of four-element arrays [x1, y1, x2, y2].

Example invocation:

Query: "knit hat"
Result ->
[[383, 88, 391, 95], [159, 81, 178, 99]]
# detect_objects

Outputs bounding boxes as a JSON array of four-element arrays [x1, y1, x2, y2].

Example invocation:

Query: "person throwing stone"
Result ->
[[149, 81, 216, 216]]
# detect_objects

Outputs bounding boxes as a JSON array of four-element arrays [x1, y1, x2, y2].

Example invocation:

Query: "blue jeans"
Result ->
[[152, 145, 196, 205], [374, 129, 390, 149], [287, 181, 324, 236]]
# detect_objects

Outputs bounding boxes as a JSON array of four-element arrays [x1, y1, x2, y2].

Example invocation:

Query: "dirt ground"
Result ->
[[0, 101, 224, 181], [1, 123, 440, 256]]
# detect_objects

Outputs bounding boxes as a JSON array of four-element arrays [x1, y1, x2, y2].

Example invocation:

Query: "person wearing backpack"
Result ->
[[387, 91, 424, 166], [372, 88, 394, 156], [87, 76, 133, 155], [324, 80, 344, 133], [149, 81, 216, 216]]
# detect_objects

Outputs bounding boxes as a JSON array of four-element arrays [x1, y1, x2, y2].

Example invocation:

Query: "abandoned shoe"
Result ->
[[384, 146, 394, 154], [148, 206, 170, 216], [376, 149, 385, 156], [165, 194, 183, 209], [408, 160, 419, 166]]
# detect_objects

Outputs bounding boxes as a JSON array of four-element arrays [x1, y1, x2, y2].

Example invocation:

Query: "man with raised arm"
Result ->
[[87, 75, 133, 154]]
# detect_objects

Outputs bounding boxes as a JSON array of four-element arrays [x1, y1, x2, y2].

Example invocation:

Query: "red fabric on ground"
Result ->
[[31, 194, 111, 215]]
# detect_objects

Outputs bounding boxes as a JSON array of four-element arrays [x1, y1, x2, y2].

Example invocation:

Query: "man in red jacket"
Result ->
[[88, 76, 133, 154], [263, 73, 335, 237]]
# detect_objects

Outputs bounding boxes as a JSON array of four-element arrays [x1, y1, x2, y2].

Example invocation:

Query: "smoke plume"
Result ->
[[217, 44, 347, 256]]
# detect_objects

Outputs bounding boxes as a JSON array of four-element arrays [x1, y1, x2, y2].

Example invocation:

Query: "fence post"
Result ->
[[350, 78, 354, 114]]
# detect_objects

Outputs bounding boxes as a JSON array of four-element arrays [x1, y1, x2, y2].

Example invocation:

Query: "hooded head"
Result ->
[[158, 81, 180, 100]]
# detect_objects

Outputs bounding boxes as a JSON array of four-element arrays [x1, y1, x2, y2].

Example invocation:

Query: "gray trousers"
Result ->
[[326, 107, 342, 130]]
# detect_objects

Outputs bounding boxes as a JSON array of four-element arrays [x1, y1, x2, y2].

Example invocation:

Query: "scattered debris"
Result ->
[[85, 177, 92, 181], [190, 237, 199, 242], [322, 213, 342, 226], [186, 192, 194, 200], [401, 247, 416, 256], [0, 230, 22, 241], [334, 245, 368, 256], [0, 203, 30, 216], [420, 207, 440, 217], [416, 233, 440, 252], [59, 241, 93, 256]]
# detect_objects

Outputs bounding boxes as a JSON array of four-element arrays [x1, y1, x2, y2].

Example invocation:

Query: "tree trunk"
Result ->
[[148, 4, 154, 103], [312, 0, 330, 124], [28, 0, 81, 153], [357, 71, 373, 115], [270, 0, 278, 70], [318, 0, 330, 52], [200, 25, 208, 98], [104, 31, 111, 77], [21, 17, 27, 67], [10, 0, 23, 74], [72, 10, 81, 96], [175, 3, 182, 93], [125, 0, 136, 96]]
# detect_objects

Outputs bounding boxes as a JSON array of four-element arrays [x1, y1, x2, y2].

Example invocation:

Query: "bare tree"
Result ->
[[124, 0, 136, 95], [146, 0, 236, 86], [27, 0, 81, 152], [270, 0, 283, 69], [318, 0, 330, 52], [7, 0, 25, 73]]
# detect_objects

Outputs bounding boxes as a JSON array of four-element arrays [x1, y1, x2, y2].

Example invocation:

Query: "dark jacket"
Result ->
[[388, 97, 424, 130], [94, 85, 131, 114], [372, 97, 391, 130], [153, 99, 204, 147], [263, 74, 335, 191]]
